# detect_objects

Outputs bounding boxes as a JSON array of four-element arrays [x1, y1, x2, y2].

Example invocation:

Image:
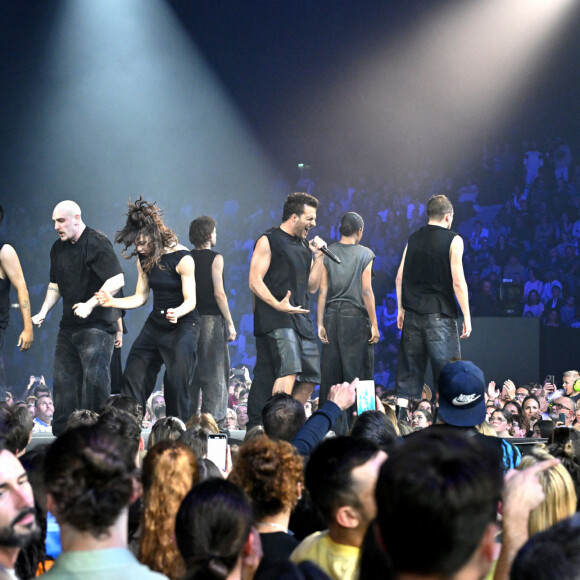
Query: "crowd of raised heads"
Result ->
[[1, 357, 580, 579]]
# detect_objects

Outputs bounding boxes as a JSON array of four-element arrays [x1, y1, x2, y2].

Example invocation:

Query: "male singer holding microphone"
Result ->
[[247, 192, 326, 428]]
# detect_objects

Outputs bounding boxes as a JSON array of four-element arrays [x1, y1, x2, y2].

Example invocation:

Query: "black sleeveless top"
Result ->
[[402, 225, 458, 317], [191, 249, 221, 316], [253, 227, 314, 338], [141, 250, 197, 326], [0, 241, 10, 331]]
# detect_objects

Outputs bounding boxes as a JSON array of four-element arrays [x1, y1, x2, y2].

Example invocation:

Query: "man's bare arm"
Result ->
[[361, 260, 380, 344], [450, 235, 471, 338], [73, 272, 125, 319], [0, 244, 33, 349], [395, 245, 407, 330], [96, 260, 149, 310], [317, 265, 329, 343], [32, 283, 61, 327], [212, 254, 236, 341]]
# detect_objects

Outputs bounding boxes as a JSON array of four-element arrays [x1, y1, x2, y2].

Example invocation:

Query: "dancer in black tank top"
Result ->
[[395, 195, 471, 403], [96, 198, 198, 422]]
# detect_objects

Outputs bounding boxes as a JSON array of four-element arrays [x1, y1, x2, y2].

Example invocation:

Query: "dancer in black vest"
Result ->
[[247, 192, 324, 428], [395, 195, 471, 402], [188, 215, 236, 422], [96, 198, 198, 422]]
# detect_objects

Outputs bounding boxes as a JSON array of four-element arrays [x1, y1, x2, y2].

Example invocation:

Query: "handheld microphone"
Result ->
[[313, 236, 341, 264]]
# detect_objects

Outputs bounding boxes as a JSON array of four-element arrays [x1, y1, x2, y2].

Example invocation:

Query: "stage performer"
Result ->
[[0, 204, 34, 402], [395, 194, 471, 404], [317, 212, 379, 434], [188, 215, 236, 421], [247, 192, 324, 428], [96, 198, 197, 422], [32, 200, 124, 435]]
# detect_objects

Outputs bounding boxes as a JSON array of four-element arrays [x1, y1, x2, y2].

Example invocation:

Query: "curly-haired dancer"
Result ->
[[96, 198, 198, 422]]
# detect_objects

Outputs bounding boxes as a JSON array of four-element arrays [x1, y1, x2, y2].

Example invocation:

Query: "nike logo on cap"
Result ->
[[452, 394, 481, 406]]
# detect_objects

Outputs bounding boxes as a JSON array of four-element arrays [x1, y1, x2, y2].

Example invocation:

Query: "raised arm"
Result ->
[[450, 235, 471, 338], [96, 260, 149, 310], [212, 254, 236, 341], [307, 239, 324, 293], [0, 244, 33, 350], [361, 260, 380, 344], [395, 244, 407, 331], [72, 272, 125, 319], [32, 283, 61, 327], [317, 265, 329, 343], [165, 254, 196, 323], [249, 236, 308, 314]]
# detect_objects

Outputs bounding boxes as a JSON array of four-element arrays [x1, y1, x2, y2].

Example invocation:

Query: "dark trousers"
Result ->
[[188, 315, 229, 422], [319, 303, 374, 434], [123, 319, 197, 422], [395, 311, 460, 399], [53, 326, 115, 436], [247, 335, 277, 430]]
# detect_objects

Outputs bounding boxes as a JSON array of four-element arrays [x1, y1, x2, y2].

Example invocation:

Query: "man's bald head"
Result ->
[[52, 200, 85, 243]]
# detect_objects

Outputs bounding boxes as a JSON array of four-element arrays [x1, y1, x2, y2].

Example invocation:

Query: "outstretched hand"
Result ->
[[277, 291, 309, 314]]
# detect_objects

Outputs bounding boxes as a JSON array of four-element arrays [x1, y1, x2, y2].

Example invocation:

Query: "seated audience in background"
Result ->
[[511, 414, 531, 438], [236, 403, 249, 431], [175, 479, 262, 580], [222, 408, 238, 431], [532, 419, 555, 440], [290, 437, 386, 580], [32, 394, 54, 433], [139, 440, 198, 580], [43, 426, 166, 579], [229, 437, 304, 576], [147, 416, 186, 450], [489, 408, 514, 438], [518, 445, 577, 536], [411, 408, 432, 431]]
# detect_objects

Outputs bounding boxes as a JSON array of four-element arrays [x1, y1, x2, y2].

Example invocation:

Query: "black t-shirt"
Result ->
[[50, 227, 123, 331], [253, 227, 314, 338], [0, 241, 10, 331], [142, 249, 197, 326], [191, 249, 221, 316], [255, 532, 299, 579]]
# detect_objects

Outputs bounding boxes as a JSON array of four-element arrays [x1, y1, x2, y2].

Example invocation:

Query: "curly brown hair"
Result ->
[[229, 438, 304, 520], [115, 197, 178, 273], [138, 440, 199, 579]]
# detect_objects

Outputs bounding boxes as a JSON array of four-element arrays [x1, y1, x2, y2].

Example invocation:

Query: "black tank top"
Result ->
[[191, 249, 221, 316], [0, 241, 10, 330], [402, 225, 458, 317], [142, 250, 197, 326], [253, 227, 314, 338]]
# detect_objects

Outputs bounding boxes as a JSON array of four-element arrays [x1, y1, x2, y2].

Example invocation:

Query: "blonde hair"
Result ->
[[518, 445, 577, 536], [475, 421, 497, 437]]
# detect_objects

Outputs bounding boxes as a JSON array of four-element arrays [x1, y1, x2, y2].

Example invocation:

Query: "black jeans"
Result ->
[[53, 326, 115, 436], [123, 318, 198, 422], [396, 311, 460, 399], [319, 302, 374, 434], [189, 315, 230, 422]]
